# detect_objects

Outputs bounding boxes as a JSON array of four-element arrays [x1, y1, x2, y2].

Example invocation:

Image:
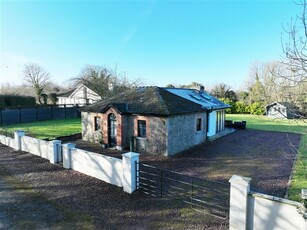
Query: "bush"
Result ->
[[234, 101, 249, 114], [0, 95, 36, 107], [248, 102, 265, 115]]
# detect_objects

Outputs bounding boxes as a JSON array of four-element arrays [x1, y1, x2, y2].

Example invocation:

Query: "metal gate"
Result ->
[[136, 162, 229, 219]]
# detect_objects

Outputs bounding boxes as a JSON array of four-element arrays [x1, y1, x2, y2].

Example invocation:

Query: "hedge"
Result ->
[[0, 95, 36, 107]]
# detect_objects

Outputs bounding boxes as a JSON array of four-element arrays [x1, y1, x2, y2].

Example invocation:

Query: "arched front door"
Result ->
[[108, 113, 117, 147]]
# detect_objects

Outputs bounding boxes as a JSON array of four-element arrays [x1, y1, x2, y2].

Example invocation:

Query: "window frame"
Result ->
[[196, 117, 202, 132], [94, 116, 101, 131], [137, 120, 147, 138]]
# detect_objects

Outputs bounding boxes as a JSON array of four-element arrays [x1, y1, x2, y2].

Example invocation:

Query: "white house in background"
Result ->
[[57, 84, 101, 106], [266, 102, 300, 119]]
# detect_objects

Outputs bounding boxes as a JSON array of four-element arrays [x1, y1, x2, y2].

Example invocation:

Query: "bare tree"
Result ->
[[210, 83, 237, 100], [23, 63, 50, 105], [281, 0, 307, 84], [71, 65, 140, 99]]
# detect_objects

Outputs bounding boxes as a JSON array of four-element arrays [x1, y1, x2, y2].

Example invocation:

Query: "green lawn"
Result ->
[[0, 118, 81, 140], [226, 114, 307, 201]]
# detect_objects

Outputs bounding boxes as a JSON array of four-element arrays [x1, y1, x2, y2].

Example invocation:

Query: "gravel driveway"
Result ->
[[0, 129, 301, 229], [70, 129, 301, 198], [0, 144, 226, 229]]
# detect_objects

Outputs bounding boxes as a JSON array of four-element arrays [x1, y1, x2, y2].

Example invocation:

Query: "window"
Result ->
[[196, 118, 202, 131], [94, 116, 101, 131], [138, 120, 146, 138]]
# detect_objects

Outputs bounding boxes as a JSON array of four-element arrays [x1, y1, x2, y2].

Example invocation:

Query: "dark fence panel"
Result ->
[[1, 110, 19, 125], [0, 105, 81, 126], [21, 108, 37, 123], [66, 107, 78, 118], [37, 107, 52, 121], [52, 107, 66, 120]]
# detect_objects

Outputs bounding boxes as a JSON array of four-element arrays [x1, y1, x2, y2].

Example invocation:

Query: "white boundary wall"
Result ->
[[0, 130, 142, 194], [0, 131, 60, 164], [21, 136, 52, 160], [71, 148, 123, 187], [0, 135, 17, 149], [229, 175, 307, 230], [247, 192, 305, 229], [63, 143, 139, 193]]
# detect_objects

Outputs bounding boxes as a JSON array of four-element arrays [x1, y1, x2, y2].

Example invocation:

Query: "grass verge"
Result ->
[[226, 114, 307, 201], [0, 118, 81, 139]]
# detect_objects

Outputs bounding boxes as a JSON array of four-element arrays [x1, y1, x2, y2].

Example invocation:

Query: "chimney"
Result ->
[[199, 85, 205, 92]]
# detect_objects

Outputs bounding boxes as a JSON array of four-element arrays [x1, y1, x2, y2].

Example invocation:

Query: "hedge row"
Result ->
[[219, 98, 265, 115], [0, 95, 36, 107]]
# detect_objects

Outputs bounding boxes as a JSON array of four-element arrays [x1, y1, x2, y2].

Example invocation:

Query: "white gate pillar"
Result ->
[[229, 175, 251, 230], [49, 140, 61, 164], [122, 152, 139, 194], [14, 130, 25, 151], [62, 143, 75, 169]]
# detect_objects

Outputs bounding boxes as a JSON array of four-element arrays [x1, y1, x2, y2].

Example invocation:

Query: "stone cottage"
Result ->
[[80, 86, 230, 156]]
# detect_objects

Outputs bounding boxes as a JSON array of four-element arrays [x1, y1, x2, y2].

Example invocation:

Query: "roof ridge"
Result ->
[[156, 87, 171, 115]]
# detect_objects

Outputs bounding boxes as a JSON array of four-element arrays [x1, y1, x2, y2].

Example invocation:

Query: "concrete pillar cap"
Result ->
[[229, 175, 251, 185], [122, 152, 139, 158]]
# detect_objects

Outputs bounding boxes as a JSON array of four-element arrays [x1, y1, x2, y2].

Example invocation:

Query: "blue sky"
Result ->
[[0, 0, 301, 90]]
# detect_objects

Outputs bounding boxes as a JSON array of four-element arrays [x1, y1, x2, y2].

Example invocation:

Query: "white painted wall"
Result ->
[[247, 193, 305, 230], [21, 136, 53, 160], [71, 148, 123, 187], [229, 175, 307, 230], [207, 110, 216, 137], [1, 132, 139, 193], [0, 135, 17, 149]]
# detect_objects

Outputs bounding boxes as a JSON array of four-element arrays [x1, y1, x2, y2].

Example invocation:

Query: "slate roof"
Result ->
[[57, 88, 75, 97], [165, 88, 230, 110], [266, 102, 299, 109], [81, 87, 207, 116]]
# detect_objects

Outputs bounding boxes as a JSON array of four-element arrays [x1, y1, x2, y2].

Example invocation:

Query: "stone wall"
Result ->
[[81, 112, 102, 142], [135, 116, 167, 156], [166, 112, 207, 156]]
